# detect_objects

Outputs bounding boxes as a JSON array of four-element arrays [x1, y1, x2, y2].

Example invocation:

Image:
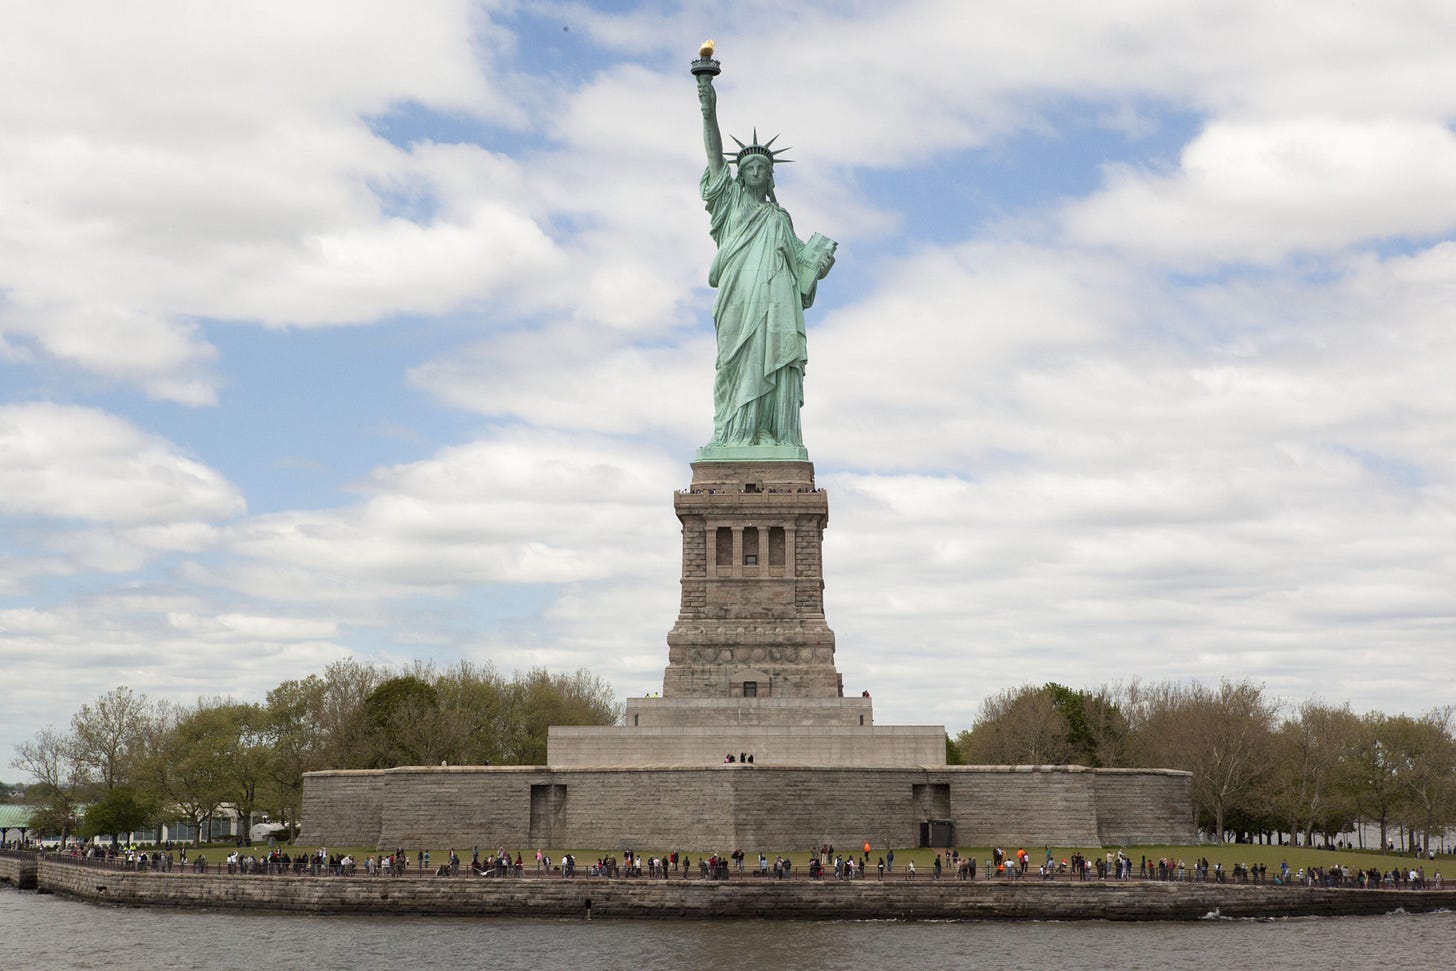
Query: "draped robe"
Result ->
[[701, 164, 823, 447]]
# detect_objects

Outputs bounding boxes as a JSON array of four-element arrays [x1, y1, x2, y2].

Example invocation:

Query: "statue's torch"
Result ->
[[691, 39, 720, 77]]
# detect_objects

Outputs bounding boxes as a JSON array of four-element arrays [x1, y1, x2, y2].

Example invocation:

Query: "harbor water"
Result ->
[[1, 885, 1453, 970]]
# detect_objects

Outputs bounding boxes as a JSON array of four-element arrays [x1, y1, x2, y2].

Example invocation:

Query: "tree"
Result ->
[[429, 660, 513, 766], [361, 674, 445, 768], [9, 726, 91, 844], [945, 734, 964, 765], [1044, 682, 1127, 768], [957, 684, 1074, 765], [69, 686, 153, 790], [262, 675, 330, 836], [315, 659, 387, 769], [24, 802, 80, 844], [1270, 700, 1361, 844], [1123, 679, 1277, 841], [498, 668, 622, 765], [140, 702, 235, 845], [212, 702, 272, 837], [956, 682, 1129, 768], [80, 785, 158, 847], [1352, 712, 1410, 851], [1384, 707, 1456, 853]]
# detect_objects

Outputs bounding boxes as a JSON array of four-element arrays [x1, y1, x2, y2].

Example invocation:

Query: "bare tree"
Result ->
[[500, 667, 622, 765], [69, 686, 154, 790], [10, 726, 91, 842], [316, 659, 387, 768], [1123, 679, 1277, 841], [431, 660, 513, 766], [957, 684, 1074, 765]]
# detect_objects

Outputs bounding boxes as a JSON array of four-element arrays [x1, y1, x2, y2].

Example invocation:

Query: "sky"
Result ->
[[3, 1, 1455, 773]]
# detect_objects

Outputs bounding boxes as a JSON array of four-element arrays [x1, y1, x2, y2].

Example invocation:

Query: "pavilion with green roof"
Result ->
[[0, 804, 34, 845]]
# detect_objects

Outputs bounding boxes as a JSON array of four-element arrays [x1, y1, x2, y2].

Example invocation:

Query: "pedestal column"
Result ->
[[665, 460, 841, 699]]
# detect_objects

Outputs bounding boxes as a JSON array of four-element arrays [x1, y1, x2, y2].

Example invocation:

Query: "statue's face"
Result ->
[[739, 156, 772, 191]]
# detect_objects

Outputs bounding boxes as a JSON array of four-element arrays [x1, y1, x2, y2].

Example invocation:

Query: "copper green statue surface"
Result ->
[[694, 45, 836, 461]]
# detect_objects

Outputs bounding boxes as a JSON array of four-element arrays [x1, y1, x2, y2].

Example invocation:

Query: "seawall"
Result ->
[[28, 861, 1456, 922], [0, 852, 38, 889]]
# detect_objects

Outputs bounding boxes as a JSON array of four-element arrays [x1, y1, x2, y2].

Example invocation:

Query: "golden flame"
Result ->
[[698, 40, 715, 59]]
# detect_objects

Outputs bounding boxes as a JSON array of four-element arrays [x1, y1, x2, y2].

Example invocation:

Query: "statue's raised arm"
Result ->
[[698, 74, 724, 178], [690, 41, 837, 460]]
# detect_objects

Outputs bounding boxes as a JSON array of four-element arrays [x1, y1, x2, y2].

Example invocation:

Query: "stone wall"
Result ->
[[300, 763, 1195, 851], [547, 724, 945, 768], [950, 766, 1102, 846], [623, 696, 874, 728], [0, 851, 37, 889], [1094, 769, 1197, 847], [32, 859, 1456, 921], [296, 769, 384, 848]]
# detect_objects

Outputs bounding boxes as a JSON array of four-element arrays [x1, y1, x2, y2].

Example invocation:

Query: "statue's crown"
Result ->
[[727, 129, 793, 166]]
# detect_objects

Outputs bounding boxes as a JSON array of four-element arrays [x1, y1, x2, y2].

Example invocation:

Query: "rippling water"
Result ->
[[2, 885, 1452, 970]]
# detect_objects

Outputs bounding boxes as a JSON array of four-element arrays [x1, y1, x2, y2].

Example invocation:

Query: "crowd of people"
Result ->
[[29, 839, 1445, 891]]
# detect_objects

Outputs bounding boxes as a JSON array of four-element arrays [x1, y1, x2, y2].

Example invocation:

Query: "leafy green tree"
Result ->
[[430, 660, 513, 765], [1043, 682, 1126, 768], [945, 734, 964, 765], [211, 702, 272, 837], [1270, 700, 1361, 845], [262, 676, 330, 836], [363, 661, 621, 768], [1374, 707, 1456, 853], [80, 785, 158, 847], [956, 682, 1125, 767], [361, 674, 444, 767], [1351, 712, 1410, 851], [139, 702, 236, 845], [24, 802, 80, 844], [1402, 708, 1456, 851]]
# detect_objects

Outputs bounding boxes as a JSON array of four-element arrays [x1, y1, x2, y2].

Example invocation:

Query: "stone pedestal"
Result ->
[[305, 450, 1200, 848], [665, 460, 841, 699]]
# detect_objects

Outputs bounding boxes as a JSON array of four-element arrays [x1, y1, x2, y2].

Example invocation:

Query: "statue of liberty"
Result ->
[[693, 42, 836, 458]]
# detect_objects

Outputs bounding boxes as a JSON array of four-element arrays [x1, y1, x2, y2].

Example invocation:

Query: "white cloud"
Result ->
[[0, 403, 244, 526], [0, 1, 535, 400], [1064, 120, 1456, 265], [209, 433, 680, 603], [408, 322, 709, 443]]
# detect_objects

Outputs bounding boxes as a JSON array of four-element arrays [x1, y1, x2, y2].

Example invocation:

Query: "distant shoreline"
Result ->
[[6, 855, 1453, 921]]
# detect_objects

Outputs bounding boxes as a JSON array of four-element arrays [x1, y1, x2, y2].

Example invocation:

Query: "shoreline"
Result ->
[[6, 856, 1453, 921]]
